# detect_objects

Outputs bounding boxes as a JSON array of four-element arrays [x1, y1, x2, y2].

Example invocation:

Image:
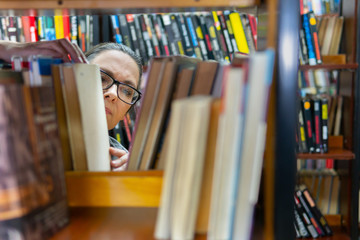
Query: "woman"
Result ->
[[0, 39, 143, 171], [85, 43, 143, 171]]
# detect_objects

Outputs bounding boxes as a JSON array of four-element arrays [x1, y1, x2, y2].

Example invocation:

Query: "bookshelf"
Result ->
[[296, 0, 360, 239], [1, 0, 358, 240]]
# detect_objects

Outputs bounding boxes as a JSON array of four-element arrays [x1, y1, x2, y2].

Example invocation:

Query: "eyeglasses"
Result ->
[[100, 69, 141, 105]]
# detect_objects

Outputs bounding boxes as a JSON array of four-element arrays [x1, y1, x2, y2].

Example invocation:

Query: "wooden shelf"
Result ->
[[299, 63, 358, 71], [296, 148, 355, 160], [0, 0, 257, 15], [49, 207, 349, 240], [65, 170, 163, 207]]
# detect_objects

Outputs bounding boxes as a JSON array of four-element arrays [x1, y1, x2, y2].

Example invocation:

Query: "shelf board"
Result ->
[[0, 0, 257, 14], [299, 63, 358, 71], [296, 148, 355, 160], [65, 170, 163, 207], [50, 207, 350, 240]]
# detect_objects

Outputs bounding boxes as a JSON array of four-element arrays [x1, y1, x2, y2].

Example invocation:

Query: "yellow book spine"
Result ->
[[229, 12, 249, 54], [54, 15, 64, 39]]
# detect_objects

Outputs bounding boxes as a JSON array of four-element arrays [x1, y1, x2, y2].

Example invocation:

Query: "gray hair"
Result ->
[[85, 42, 143, 82]]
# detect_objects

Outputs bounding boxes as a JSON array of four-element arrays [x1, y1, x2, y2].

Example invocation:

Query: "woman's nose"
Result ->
[[104, 85, 118, 101]]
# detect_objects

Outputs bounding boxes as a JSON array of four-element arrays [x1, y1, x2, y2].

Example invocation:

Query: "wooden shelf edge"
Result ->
[[299, 63, 358, 71], [65, 171, 163, 208], [296, 148, 355, 160], [0, 0, 257, 10]]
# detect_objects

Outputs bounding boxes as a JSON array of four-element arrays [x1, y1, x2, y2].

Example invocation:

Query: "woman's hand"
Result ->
[[0, 38, 87, 63], [109, 147, 129, 171]]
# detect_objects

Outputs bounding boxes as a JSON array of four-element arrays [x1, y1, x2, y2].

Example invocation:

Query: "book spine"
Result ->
[[312, 97, 322, 153], [139, 14, 155, 59], [223, 11, 239, 52], [144, 14, 161, 56], [212, 11, 230, 62], [133, 15, 149, 65], [126, 14, 142, 57], [229, 11, 249, 54], [162, 14, 180, 55], [92, 15, 100, 46], [70, 16, 78, 45], [118, 14, 134, 49], [198, 14, 215, 60], [169, 14, 185, 55], [204, 13, 224, 61], [110, 15, 122, 44], [308, 11, 322, 64], [302, 13, 317, 65], [299, 28, 309, 65], [190, 14, 210, 60], [321, 97, 329, 153], [62, 15, 71, 41], [294, 194, 319, 238], [302, 98, 316, 153], [78, 15, 87, 51], [296, 189, 325, 236], [302, 188, 333, 236], [185, 13, 203, 59], [239, 13, 256, 52], [155, 14, 171, 56], [298, 104, 308, 152], [218, 12, 234, 57], [294, 207, 311, 238], [247, 14, 257, 49], [175, 13, 195, 57]]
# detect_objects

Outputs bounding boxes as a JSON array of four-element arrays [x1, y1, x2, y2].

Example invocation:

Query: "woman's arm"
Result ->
[[0, 38, 87, 63]]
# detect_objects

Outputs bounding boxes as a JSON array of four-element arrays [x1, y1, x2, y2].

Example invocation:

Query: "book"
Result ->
[[294, 194, 319, 238], [302, 13, 317, 65], [155, 96, 213, 240], [184, 13, 203, 59], [307, 11, 322, 64], [0, 77, 68, 239], [195, 99, 221, 233], [61, 63, 110, 171], [127, 58, 168, 170], [232, 49, 275, 239], [229, 11, 249, 54], [126, 14, 142, 57], [145, 14, 161, 57], [190, 14, 210, 60], [321, 97, 329, 153], [312, 97, 322, 152], [175, 13, 195, 57], [204, 13, 224, 61], [328, 16, 344, 55], [212, 11, 230, 62], [190, 60, 219, 96], [321, 15, 336, 56], [110, 15, 122, 44], [139, 56, 199, 170], [118, 14, 133, 49]]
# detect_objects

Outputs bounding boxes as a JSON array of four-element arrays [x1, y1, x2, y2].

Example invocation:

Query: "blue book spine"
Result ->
[[302, 13, 316, 65]]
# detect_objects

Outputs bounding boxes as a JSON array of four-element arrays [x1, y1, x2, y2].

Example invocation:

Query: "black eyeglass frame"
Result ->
[[100, 69, 142, 105]]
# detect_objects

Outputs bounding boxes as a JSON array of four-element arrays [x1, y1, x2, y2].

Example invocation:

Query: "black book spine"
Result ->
[[198, 14, 215, 60], [139, 14, 155, 59], [308, 11, 322, 64], [212, 11, 231, 62], [294, 194, 319, 238], [126, 14, 142, 58], [218, 12, 234, 55], [101, 15, 111, 43], [302, 187, 333, 236], [294, 207, 310, 238], [204, 13, 224, 61], [118, 14, 134, 49], [298, 101, 309, 152], [312, 97, 323, 153], [92, 15, 100, 46], [190, 14, 209, 60], [169, 14, 185, 55], [155, 14, 171, 56], [223, 10, 239, 53], [299, 28, 309, 65], [302, 98, 316, 153], [144, 14, 161, 56], [296, 189, 325, 236], [162, 14, 180, 55], [175, 13, 195, 57], [133, 14, 149, 65]]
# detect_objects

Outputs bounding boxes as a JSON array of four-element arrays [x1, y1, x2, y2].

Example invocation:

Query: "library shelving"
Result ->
[[296, 0, 360, 239], [2, 0, 359, 239]]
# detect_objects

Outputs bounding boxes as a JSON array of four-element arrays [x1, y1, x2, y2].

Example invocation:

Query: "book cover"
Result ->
[[110, 15, 122, 44], [190, 60, 219, 96], [184, 13, 203, 59], [118, 14, 133, 49], [190, 14, 210, 60], [126, 14, 142, 58], [308, 11, 322, 64], [302, 13, 317, 65], [175, 13, 195, 57]]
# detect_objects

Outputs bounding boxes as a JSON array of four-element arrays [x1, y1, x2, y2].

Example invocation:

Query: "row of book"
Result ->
[[296, 94, 344, 153], [299, 12, 344, 65], [298, 69, 337, 97], [294, 184, 334, 238], [0, 11, 257, 65], [0, 70, 70, 238], [136, 51, 274, 239], [300, 0, 341, 15]]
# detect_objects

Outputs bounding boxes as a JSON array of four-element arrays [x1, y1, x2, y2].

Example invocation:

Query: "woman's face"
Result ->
[[90, 50, 140, 130]]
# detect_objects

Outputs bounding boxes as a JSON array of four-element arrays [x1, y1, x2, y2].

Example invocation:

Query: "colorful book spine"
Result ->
[[185, 13, 203, 59], [110, 15, 122, 44], [308, 11, 322, 64], [302, 13, 317, 65], [229, 11, 249, 54]]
